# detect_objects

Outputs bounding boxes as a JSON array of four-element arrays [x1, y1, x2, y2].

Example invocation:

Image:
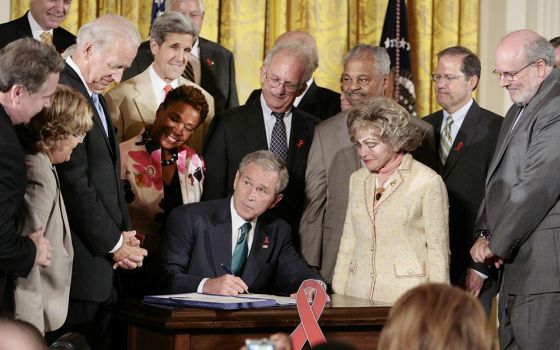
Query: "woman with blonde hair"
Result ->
[[15, 85, 93, 334], [332, 97, 449, 303], [378, 283, 495, 350]]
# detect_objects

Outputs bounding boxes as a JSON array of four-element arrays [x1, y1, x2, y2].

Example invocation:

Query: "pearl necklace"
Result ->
[[161, 151, 178, 166]]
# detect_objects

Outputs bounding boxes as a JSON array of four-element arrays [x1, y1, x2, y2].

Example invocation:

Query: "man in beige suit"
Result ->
[[105, 12, 214, 153], [299, 44, 436, 285]]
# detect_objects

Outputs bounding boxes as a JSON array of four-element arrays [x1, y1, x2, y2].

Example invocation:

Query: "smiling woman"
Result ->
[[119, 84, 209, 253]]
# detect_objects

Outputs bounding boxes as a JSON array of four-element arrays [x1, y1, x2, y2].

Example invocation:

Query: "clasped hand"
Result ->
[[470, 237, 504, 269], [112, 230, 148, 269]]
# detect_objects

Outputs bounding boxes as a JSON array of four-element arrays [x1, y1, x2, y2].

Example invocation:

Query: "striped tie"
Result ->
[[182, 61, 195, 82], [439, 115, 454, 165], [40, 32, 53, 46]]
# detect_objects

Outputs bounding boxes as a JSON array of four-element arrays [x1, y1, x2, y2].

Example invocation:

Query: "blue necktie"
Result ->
[[92, 93, 109, 137], [270, 112, 287, 162], [231, 222, 251, 275]]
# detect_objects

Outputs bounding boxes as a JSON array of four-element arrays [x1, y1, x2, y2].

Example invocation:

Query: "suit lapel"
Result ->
[[241, 220, 274, 286], [14, 13, 32, 38], [62, 64, 115, 157], [132, 71, 158, 126], [206, 200, 234, 276], [287, 109, 310, 171], [335, 111, 360, 170], [245, 102, 269, 150], [442, 102, 480, 178]]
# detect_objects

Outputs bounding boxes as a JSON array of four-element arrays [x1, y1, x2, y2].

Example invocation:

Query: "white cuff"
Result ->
[[108, 234, 123, 253], [197, 278, 209, 293]]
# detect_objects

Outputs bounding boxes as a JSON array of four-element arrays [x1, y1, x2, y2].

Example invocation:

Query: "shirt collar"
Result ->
[[260, 94, 292, 119], [28, 11, 53, 40], [66, 56, 93, 96], [148, 64, 180, 91], [444, 98, 473, 124], [230, 197, 257, 230], [190, 38, 200, 60]]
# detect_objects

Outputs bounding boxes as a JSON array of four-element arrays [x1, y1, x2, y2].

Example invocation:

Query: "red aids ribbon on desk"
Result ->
[[290, 279, 327, 349]]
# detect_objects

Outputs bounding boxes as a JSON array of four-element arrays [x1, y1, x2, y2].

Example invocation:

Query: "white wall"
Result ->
[[0, 0, 10, 23], [478, 0, 560, 116]]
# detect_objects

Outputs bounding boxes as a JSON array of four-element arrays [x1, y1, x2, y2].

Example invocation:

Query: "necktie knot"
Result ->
[[163, 84, 173, 97], [272, 112, 286, 121], [40, 32, 53, 45], [237, 222, 251, 243]]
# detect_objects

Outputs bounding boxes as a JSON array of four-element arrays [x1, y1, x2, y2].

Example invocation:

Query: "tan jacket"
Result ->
[[104, 67, 215, 153], [15, 152, 73, 332], [332, 154, 450, 303]]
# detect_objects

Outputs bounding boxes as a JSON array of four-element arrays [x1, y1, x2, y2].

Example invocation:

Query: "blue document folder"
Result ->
[[143, 293, 277, 310]]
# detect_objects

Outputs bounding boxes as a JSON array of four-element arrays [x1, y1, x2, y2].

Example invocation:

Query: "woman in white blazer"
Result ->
[[15, 85, 93, 333], [332, 97, 450, 304]]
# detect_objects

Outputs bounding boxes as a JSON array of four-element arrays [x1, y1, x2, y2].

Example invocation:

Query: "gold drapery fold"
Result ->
[[11, 0, 478, 116]]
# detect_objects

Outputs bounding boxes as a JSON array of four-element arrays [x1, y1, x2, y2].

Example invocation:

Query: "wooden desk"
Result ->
[[120, 295, 390, 350]]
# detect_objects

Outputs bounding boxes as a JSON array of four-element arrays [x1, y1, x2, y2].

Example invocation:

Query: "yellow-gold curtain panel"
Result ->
[[11, 0, 478, 117]]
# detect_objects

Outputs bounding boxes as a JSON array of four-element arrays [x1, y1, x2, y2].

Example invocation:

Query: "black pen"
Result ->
[[220, 263, 249, 294], [220, 263, 234, 275]]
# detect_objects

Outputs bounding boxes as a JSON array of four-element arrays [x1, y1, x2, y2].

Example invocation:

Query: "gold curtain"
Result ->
[[11, 0, 478, 117]]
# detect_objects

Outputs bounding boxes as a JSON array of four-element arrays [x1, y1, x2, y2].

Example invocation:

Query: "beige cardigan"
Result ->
[[332, 154, 450, 303]]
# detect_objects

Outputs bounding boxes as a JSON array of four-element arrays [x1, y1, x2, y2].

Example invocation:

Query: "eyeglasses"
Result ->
[[341, 75, 372, 87], [492, 61, 536, 81], [430, 74, 465, 82], [265, 74, 299, 93]]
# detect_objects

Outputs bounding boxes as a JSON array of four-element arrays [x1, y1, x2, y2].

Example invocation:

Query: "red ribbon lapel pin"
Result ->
[[290, 279, 327, 349], [262, 235, 270, 248]]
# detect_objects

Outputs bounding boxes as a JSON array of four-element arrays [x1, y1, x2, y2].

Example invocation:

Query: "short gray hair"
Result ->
[[238, 150, 289, 194], [0, 38, 64, 93], [166, 0, 205, 14], [524, 33, 556, 67], [348, 97, 422, 153], [76, 14, 141, 51], [150, 11, 197, 46], [263, 42, 315, 85], [344, 44, 391, 77]]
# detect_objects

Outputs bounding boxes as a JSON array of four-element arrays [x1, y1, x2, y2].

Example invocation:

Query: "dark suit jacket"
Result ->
[[56, 63, 131, 302], [0, 107, 36, 310], [0, 12, 75, 53], [482, 68, 560, 295], [425, 101, 502, 284], [202, 101, 319, 233], [246, 82, 341, 120], [122, 37, 238, 114], [161, 198, 322, 295]]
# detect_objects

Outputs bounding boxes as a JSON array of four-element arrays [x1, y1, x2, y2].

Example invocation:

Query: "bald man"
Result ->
[[246, 31, 341, 120], [470, 30, 560, 349]]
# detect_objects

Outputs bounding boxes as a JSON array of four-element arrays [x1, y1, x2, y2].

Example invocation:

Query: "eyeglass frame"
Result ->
[[430, 73, 466, 82], [492, 60, 539, 81], [264, 73, 301, 93]]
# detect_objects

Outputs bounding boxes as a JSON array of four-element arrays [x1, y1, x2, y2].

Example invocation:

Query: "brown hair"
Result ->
[[378, 283, 495, 350], [24, 85, 93, 153], [347, 97, 421, 153]]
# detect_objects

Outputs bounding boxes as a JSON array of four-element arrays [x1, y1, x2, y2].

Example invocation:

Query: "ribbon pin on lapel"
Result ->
[[290, 279, 327, 349]]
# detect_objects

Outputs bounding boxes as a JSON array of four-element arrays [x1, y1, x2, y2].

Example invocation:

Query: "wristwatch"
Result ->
[[473, 228, 491, 240]]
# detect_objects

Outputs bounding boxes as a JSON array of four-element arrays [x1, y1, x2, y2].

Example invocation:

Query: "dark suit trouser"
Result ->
[[46, 288, 118, 350], [499, 291, 560, 349]]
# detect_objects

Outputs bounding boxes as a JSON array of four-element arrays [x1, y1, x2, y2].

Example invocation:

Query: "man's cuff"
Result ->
[[472, 269, 488, 279], [108, 235, 123, 253], [197, 278, 209, 293]]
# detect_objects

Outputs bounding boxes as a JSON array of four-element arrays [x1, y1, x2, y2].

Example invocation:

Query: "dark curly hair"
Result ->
[[160, 84, 209, 124]]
